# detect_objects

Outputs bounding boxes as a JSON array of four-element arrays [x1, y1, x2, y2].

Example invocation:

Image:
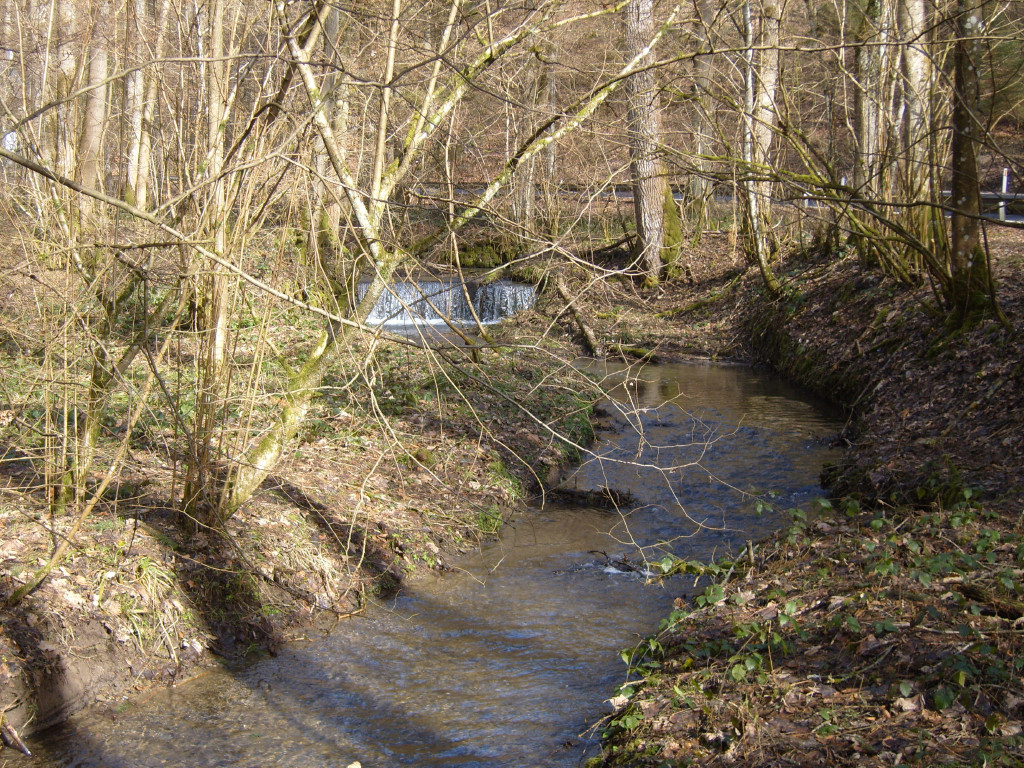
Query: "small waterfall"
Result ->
[[360, 279, 535, 328], [475, 281, 536, 322]]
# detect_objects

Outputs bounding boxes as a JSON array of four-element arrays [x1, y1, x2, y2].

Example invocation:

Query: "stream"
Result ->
[[25, 361, 843, 768]]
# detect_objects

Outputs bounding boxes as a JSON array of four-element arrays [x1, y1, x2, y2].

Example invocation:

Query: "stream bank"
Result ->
[[0, 327, 591, 741], [568, 230, 1024, 766], [18, 361, 841, 767]]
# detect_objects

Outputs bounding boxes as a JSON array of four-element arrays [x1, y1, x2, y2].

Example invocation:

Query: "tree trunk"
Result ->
[[75, 3, 109, 306], [509, 55, 541, 240], [54, 0, 80, 181], [124, 0, 145, 206], [626, 0, 666, 286], [849, 0, 910, 271], [183, 0, 234, 528], [541, 67, 559, 236], [947, 0, 991, 323], [77, 20, 107, 198], [741, 0, 782, 295], [897, 0, 940, 272], [853, 0, 884, 197], [219, 247, 405, 516], [688, 0, 716, 233], [310, 2, 353, 301], [126, 0, 172, 209]]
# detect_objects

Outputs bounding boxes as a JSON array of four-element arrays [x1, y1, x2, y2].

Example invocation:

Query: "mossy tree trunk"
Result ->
[[218, 252, 403, 516], [945, 0, 993, 325]]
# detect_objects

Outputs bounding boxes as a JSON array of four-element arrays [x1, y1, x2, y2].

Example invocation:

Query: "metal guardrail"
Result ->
[[410, 174, 1023, 221]]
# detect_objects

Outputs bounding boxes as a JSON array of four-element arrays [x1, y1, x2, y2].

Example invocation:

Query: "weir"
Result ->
[[360, 279, 536, 328]]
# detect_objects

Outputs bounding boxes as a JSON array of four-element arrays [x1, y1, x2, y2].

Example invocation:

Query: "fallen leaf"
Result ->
[[607, 694, 630, 710], [894, 695, 924, 712], [998, 721, 1022, 737]]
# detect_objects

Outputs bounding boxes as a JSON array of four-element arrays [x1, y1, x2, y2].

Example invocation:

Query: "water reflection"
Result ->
[[564, 361, 841, 557]]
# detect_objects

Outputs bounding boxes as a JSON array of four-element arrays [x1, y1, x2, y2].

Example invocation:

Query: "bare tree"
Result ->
[[212, 0, 676, 517], [626, 0, 668, 285], [947, 0, 994, 323], [180, 0, 239, 525], [741, 0, 783, 294], [125, 0, 173, 209], [5, 0, 1017, 546]]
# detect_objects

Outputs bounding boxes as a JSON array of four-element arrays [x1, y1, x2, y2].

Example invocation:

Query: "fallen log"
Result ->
[[957, 583, 1024, 620], [555, 277, 604, 357]]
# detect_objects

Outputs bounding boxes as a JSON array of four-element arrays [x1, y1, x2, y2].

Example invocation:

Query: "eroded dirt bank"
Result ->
[[0, 318, 592, 744], [578, 231, 1024, 767]]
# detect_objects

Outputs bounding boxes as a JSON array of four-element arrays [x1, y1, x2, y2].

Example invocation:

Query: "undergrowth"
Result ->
[[597, 493, 1024, 767]]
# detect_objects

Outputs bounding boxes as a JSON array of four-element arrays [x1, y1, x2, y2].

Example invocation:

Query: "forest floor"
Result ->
[[574, 227, 1024, 767]]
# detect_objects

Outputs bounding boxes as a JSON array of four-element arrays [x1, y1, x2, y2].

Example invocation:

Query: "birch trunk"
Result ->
[[741, 0, 782, 294]]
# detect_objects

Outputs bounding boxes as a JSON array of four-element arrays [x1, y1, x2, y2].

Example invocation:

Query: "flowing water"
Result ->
[[25, 361, 843, 768], [361, 280, 536, 329]]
